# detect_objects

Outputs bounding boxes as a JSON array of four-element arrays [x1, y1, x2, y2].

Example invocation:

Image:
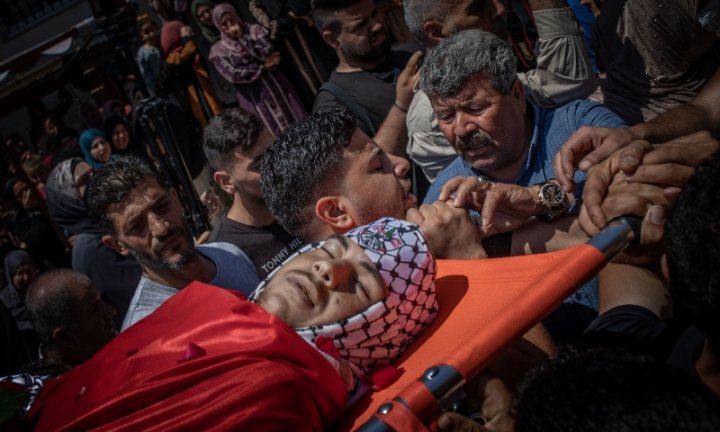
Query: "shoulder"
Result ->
[[200, 242, 254, 267], [559, 99, 627, 128]]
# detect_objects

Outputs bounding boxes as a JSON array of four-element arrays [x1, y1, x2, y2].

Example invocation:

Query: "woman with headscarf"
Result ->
[[160, 19, 222, 127], [190, 0, 238, 107], [103, 115, 141, 158], [28, 218, 437, 430], [78, 129, 113, 169], [209, 3, 305, 136], [0, 250, 39, 357], [45, 158, 142, 327]]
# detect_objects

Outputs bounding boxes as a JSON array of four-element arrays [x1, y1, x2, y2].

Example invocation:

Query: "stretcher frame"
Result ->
[[341, 218, 639, 431]]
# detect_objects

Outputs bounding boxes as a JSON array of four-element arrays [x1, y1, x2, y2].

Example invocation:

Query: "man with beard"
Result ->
[[311, 0, 421, 157], [85, 156, 259, 330], [422, 30, 625, 212]]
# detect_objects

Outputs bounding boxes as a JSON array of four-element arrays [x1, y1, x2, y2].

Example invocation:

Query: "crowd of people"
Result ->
[[1, 0, 720, 429]]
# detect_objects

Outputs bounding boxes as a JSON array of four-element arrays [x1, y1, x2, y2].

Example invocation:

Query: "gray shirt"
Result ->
[[121, 242, 260, 330]]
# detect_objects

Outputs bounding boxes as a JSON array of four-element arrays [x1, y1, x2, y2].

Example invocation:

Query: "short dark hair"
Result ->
[[26, 269, 92, 349], [514, 347, 720, 432], [202, 109, 262, 171], [311, 0, 363, 36], [666, 149, 720, 353], [85, 155, 160, 233], [261, 108, 356, 238]]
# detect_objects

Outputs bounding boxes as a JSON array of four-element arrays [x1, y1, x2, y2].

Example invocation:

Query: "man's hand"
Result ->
[[439, 176, 543, 236], [582, 131, 719, 231], [406, 201, 487, 259], [438, 372, 514, 432], [554, 126, 639, 192], [395, 51, 423, 111]]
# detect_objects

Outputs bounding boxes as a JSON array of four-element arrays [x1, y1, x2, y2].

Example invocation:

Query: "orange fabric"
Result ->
[[339, 244, 606, 430], [28, 283, 347, 432]]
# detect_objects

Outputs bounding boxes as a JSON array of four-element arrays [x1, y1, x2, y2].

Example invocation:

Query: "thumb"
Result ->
[[438, 412, 490, 432]]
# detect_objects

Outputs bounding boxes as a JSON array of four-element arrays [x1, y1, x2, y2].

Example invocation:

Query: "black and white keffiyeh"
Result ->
[[251, 218, 438, 386]]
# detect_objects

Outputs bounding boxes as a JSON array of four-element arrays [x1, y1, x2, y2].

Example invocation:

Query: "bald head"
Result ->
[[26, 269, 116, 368]]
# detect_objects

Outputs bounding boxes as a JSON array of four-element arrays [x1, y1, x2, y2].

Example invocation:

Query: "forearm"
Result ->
[[630, 69, 720, 142], [597, 262, 670, 318], [510, 216, 589, 255], [630, 100, 717, 143], [519, 8, 595, 107], [374, 104, 409, 157]]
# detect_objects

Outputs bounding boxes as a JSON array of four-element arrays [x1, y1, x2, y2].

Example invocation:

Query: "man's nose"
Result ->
[[148, 212, 169, 237], [312, 259, 352, 291], [453, 111, 478, 138], [387, 153, 410, 179]]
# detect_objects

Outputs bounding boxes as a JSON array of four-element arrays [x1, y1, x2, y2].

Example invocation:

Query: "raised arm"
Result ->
[[519, 0, 595, 107]]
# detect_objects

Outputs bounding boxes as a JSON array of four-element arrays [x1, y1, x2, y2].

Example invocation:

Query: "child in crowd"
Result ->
[[135, 15, 162, 96], [209, 3, 304, 136]]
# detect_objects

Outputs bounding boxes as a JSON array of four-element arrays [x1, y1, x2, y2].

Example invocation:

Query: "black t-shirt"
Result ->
[[313, 50, 413, 136], [209, 217, 303, 279]]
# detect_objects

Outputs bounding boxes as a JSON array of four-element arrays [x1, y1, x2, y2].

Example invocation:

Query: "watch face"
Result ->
[[541, 184, 565, 207]]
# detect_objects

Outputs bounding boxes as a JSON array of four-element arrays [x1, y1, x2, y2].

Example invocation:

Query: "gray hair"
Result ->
[[403, 0, 449, 46], [420, 29, 517, 98]]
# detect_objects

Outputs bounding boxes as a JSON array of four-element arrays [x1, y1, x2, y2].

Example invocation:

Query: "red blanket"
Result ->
[[28, 282, 347, 431]]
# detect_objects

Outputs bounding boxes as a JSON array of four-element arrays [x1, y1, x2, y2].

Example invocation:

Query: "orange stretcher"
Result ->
[[340, 218, 639, 431]]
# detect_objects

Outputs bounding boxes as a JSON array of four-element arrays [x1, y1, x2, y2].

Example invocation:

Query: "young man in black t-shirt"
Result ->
[[203, 109, 303, 279]]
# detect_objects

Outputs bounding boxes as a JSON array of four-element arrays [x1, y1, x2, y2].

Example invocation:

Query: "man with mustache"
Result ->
[[422, 30, 625, 215], [403, 0, 597, 182], [85, 155, 259, 330]]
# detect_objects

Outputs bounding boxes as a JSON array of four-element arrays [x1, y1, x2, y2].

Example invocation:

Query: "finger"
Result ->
[[579, 204, 601, 236], [624, 163, 695, 187], [577, 141, 617, 170], [553, 151, 576, 192], [438, 176, 467, 202], [405, 207, 424, 225], [643, 131, 719, 166], [454, 177, 484, 208], [616, 140, 651, 175], [639, 205, 666, 247], [663, 186, 682, 205], [438, 412, 490, 432], [406, 50, 424, 70], [480, 190, 502, 230], [582, 164, 613, 228]]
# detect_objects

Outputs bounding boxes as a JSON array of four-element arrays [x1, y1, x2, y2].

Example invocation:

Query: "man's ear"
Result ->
[[52, 327, 75, 349], [322, 30, 341, 49], [315, 196, 356, 232], [213, 170, 236, 195], [102, 234, 129, 256], [422, 20, 445, 47], [511, 79, 526, 113]]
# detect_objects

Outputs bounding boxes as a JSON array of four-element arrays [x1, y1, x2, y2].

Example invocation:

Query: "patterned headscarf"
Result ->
[[210, 3, 270, 60], [251, 218, 438, 389]]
